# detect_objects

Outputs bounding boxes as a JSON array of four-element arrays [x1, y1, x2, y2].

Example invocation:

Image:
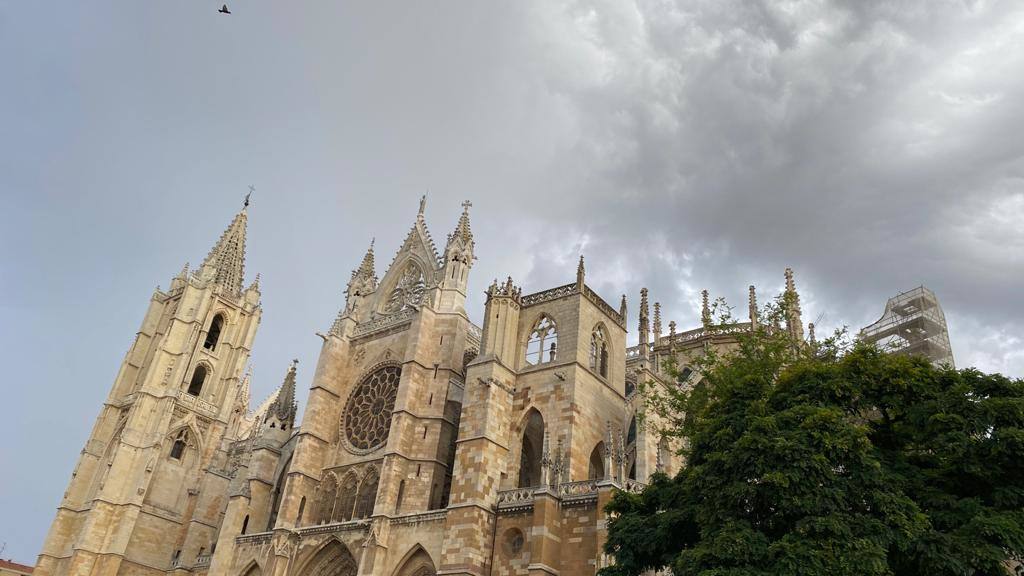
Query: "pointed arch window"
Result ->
[[518, 409, 545, 488], [588, 442, 606, 480], [354, 468, 379, 519], [384, 263, 427, 314], [589, 326, 608, 378], [170, 429, 189, 460], [187, 365, 208, 396], [525, 316, 557, 366], [204, 314, 224, 351]]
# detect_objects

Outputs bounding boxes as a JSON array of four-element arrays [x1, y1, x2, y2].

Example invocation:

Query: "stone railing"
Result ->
[[663, 322, 753, 347], [521, 283, 577, 307], [390, 509, 448, 526], [496, 487, 537, 511], [623, 479, 647, 493], [194, 554, 211, 568], [558, 479, 599, 503], [467, 323, 483, 349], [582, 286, 626, 328], [352, 308, 417, 339], [625, 344, 651, 359], [235, 531, 273, 545], [296, 518, 370, 537], [175, 389, 219, 417], [170, 557, 186, 570]]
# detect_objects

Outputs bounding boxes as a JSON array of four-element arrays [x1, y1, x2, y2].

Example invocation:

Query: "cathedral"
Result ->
[[35, 197, 807, 576]]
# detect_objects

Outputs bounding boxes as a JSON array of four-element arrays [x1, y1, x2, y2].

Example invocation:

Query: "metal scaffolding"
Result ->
[[860, 286, 955, 368]]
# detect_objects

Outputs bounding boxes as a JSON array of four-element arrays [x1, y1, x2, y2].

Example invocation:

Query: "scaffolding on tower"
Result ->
[[860, 286, 955, 368]]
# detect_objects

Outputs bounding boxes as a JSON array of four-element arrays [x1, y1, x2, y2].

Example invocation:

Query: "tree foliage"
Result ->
[[601, 297, 1024, 576]]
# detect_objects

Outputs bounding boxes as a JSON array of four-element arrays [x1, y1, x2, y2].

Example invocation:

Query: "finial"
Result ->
[[701, 289, 711, 328], [245, 185, 254, 208], [639, 288, 650, 358], [576, 255, 585, 290], [291, 358, 299, 368], [419, 194, 427, 216], [653, 302, 662, 338], [461, 199, 472, 213], [619, 294, 627, 319], [668, 320, 677, 353], [808, 322, 816, 346], [749, 285, 758, 330]]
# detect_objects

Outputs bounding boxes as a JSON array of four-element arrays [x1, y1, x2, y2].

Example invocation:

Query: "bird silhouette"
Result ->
[[218, 4, 231, 14]]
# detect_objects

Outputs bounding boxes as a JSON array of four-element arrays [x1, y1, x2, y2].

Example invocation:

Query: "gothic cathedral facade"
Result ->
[[37, 197, 806, 576]]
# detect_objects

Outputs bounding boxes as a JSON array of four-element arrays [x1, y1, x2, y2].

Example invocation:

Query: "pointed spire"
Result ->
[[201, 204, 248, 294], [236, 366, 252, 411], [784, 268, 804, 342], [449, 200, 474, 247], [653, 302, 662, 340], [749, 285, 758, 331], [353, 238, 377, 283], [619, 294, 628, 320], [639, 288, 650, 359], [701, 289, 711, 329], [668, 320, 677, 353], [248, 272, 261, 293], [576, 255, 586, 291], [268, 359, 298, 427], [808, 322, 817, 346]]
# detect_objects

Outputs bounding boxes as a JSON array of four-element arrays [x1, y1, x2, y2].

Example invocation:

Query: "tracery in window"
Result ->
[[343, 365, 401, 452], [354, 467, 379, 519], [170, 429, 189, 460], [589, 326, 608, 377], [384, 263, 427, 314], [524, 316, 557, 366]]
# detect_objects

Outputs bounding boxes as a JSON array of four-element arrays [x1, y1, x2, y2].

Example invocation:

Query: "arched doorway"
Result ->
[[392, 546, 436, 576], [302, 541, 358, 576]]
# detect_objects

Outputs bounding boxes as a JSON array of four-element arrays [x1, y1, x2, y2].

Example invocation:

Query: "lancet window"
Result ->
[[204, 314, 224, 350], [169, 429, 189, 460], [589, 325, 608, 377], [187, 365, 208, 396]]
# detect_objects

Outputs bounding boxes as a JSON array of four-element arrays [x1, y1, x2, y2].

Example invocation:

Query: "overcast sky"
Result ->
[[2, 0, 1023, 563]]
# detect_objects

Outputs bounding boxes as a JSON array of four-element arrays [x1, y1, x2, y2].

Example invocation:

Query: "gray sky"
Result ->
[[2, 0, 1022, 562]]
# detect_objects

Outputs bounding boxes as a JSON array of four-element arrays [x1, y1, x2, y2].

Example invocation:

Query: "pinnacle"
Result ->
[[450, 200, 474, 247], [268, 359, 298, 426], [353, 238, 377, 282], [201, 207, 248, 294]]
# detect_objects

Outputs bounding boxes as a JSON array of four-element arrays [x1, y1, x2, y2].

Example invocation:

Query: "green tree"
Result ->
[[602, 299, 1024, 576]]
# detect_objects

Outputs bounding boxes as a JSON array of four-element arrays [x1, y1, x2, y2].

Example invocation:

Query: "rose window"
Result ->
[[343, 365, 401, 452]]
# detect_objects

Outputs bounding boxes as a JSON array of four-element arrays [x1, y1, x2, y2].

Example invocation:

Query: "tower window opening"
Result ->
[[187, 365, 208, 396], [204, 314, 224, 350], [170, 430, 188, 460], [241, 515, 249, 535], [590, 326, 609, 378], [525, 316, 558, 366]]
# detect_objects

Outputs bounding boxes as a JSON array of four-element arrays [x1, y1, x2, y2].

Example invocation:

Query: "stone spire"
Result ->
[[784, 268, 804, 342], [619, 294, 627, 320], [653, 302, 662, 341], [449, 200, 474, 248], [201, 202, 248, 294], [808, 322, 817, 346], [576, 255, 586, 291], [639, 288, 650, 359], [749, 285, 758, 331], [236, 366, 252, 412], [701, 289, 712, 329], [268, 359, 298, 428], [668, 320, 677, 353], [352, 239, 377, 286]]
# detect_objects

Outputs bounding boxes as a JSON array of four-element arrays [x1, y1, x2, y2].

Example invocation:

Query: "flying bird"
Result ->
[[218, 4, 231, 14]]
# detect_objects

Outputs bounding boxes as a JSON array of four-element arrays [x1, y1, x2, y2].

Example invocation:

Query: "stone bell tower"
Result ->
[[36, 199, 262, 576]]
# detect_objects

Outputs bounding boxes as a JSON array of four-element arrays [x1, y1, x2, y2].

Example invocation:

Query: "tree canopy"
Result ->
[[602, 301, 1024, 576]]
